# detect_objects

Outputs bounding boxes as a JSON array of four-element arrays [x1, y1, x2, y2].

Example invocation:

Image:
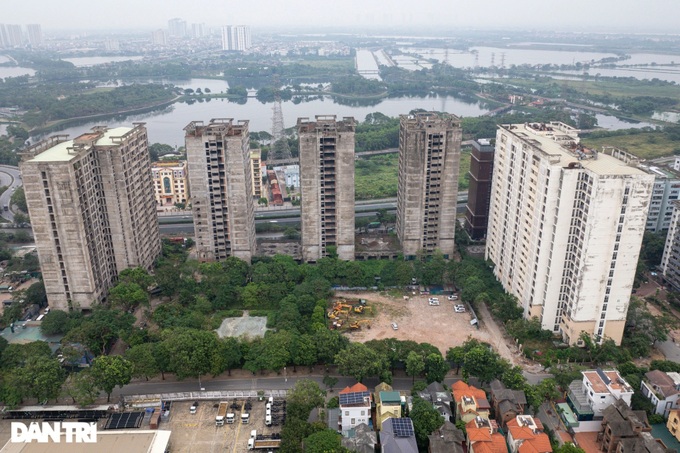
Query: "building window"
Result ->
[[351, 418, 355, 425]]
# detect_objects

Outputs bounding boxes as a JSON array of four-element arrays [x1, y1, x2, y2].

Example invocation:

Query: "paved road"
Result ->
[[0, 165, 22, 222], [656, 340, 680, 362]]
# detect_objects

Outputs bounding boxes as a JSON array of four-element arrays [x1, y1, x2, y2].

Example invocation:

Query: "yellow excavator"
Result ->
[[349, 320, 371, 330]]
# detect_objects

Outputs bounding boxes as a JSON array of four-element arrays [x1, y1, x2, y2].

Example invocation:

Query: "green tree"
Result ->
[[40, 310, 71, 335], [287, 379, 326, 421], [314, 329, 349, 364], [303, 430, 344, 453], [125, 343, 159, 381], [463, 345, 500, 384], [162, 328, 219, 380], [323, 374, 338, 392], [335, 343, 387, 382], [10, 187, 27, 212], [291, 334, 317, 372], [62, 370, 99, 406], [425, 353, 450, 383], [91, 355, 133, 402], [118, 267, 154, 289], [24, 281, 47, 307], [410, 396, 445, 451], [216, 337, 242, 376], [406, 351, 425, 383], [108, 282, 148, 311], [553, 443, 585, 453]]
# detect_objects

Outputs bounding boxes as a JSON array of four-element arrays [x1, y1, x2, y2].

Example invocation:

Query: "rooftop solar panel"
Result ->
[[103, 412, 144, 430], [392, 418, 414, 437], [339, 391, 369, 406]]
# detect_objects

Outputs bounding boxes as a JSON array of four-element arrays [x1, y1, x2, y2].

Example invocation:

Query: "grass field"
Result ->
[[507, 76, 680, 102], [582, 132, 680, 159], [355, 150, 472, 200]]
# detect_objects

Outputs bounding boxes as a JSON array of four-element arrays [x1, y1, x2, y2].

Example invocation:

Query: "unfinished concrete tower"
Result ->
[[20, 124, 161, 310], [396, 112, 462, 259], [298, 115, 356, 262], [185, 119, 256, 263]]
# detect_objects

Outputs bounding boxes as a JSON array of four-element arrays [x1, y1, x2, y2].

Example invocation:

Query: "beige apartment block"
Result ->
[[298, 115, 356, 262], [20, 125, 161, 311], [185, 119, 256, 263], [396, 112, 462, 259], [250, 149, 262, 199], [485, 122, 654, 345], [152, 161, 189, 206]]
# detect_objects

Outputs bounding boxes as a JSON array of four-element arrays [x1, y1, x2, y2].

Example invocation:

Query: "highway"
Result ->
[[158, 192, 469, 234], [0, 165, 22, 222]]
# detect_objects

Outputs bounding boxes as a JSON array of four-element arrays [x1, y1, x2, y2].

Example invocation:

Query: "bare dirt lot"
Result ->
[[335, 290, 541, 371]]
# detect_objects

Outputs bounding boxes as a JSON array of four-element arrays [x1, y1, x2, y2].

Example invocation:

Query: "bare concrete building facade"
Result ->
[[298, 115, 356, 262], [185, 119, 256, 263], [21, 125, 161, 311], [396, 112, 462, 259]]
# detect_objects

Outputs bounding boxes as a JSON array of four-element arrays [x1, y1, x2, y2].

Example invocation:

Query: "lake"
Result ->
[[0, 67, 36, 79], [556, 66, 680, 84], [43, 93, 491, 147]]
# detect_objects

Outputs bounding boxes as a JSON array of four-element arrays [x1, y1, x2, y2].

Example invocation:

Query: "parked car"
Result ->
[[190, 402, 198, 414], [454, 305, 466, 313], [428, 300, 440, 306], [391, 322, 398, 330], [447, 294, 459, 301]]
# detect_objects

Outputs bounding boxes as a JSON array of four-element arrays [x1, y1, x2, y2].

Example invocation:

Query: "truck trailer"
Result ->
[[215, 402, 228, 426]]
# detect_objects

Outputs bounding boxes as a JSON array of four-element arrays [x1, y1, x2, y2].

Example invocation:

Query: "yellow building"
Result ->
[[375, 387, 402, 431], [668, 410, 680, 442], [152, 161, 189, 207]]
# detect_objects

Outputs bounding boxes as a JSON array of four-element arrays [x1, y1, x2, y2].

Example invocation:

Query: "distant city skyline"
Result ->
[[2, 0, 679, 34]]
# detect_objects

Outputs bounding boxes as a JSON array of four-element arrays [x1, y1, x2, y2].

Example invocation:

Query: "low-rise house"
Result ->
[[418, 382, 454, 421], [506, 415, 552, 453], [667, 409, 680, 443], [373, 382, 401, 431], [428, 420, 465, 453], [599, 399, 651, 453], [466, 416, 508, 453], [616, 432, 673, 453], [339, 383, 371, 434], [341, 422, 377, 453], [640, 370, 680, 417], [567, 368, 634, 421], [452, 381, 491, 423], [490, 379, 527, 428], [380, 417, 418, 453]]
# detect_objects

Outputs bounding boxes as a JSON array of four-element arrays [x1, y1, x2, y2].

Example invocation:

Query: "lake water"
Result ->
[[61, 56, 144, 67], [0, 67, 36, 79], [44, 94, 491, 147], [594, 114, 656, 130], [556, 66, 680, 84], [407, 46, 618, 68]]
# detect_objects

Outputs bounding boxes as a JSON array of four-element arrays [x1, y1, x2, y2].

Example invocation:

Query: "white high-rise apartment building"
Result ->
[[486, 122, 654, 345], [21, 125, 161, 311], [221, 25, 251, 51], [185, 119, 256, 263]]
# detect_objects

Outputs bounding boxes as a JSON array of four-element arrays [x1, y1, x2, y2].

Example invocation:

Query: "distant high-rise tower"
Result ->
[[20, 125, 161, 311], [221, 25, 251, 51], [151, 30, 167, 46], [185, 119, 256, 263], [464, 138, 495, 240], [191, 23, 206, 38], [486, 122, 654, 345], [298, 115, 356, 262], [26, 24, 42, 47], [5, 25, 22, 47], [396, 112, 461, 259], [168, 18, 187, 38]]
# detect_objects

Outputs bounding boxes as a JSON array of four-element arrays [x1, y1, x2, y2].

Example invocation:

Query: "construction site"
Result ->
[[327, 297, 375, 332]]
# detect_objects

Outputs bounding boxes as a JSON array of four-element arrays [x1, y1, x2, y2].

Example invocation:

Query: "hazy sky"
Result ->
[[3, 0, 679, 33]]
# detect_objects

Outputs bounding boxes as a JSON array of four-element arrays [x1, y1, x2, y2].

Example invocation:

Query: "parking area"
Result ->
[[164, 398, 284, 453]]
